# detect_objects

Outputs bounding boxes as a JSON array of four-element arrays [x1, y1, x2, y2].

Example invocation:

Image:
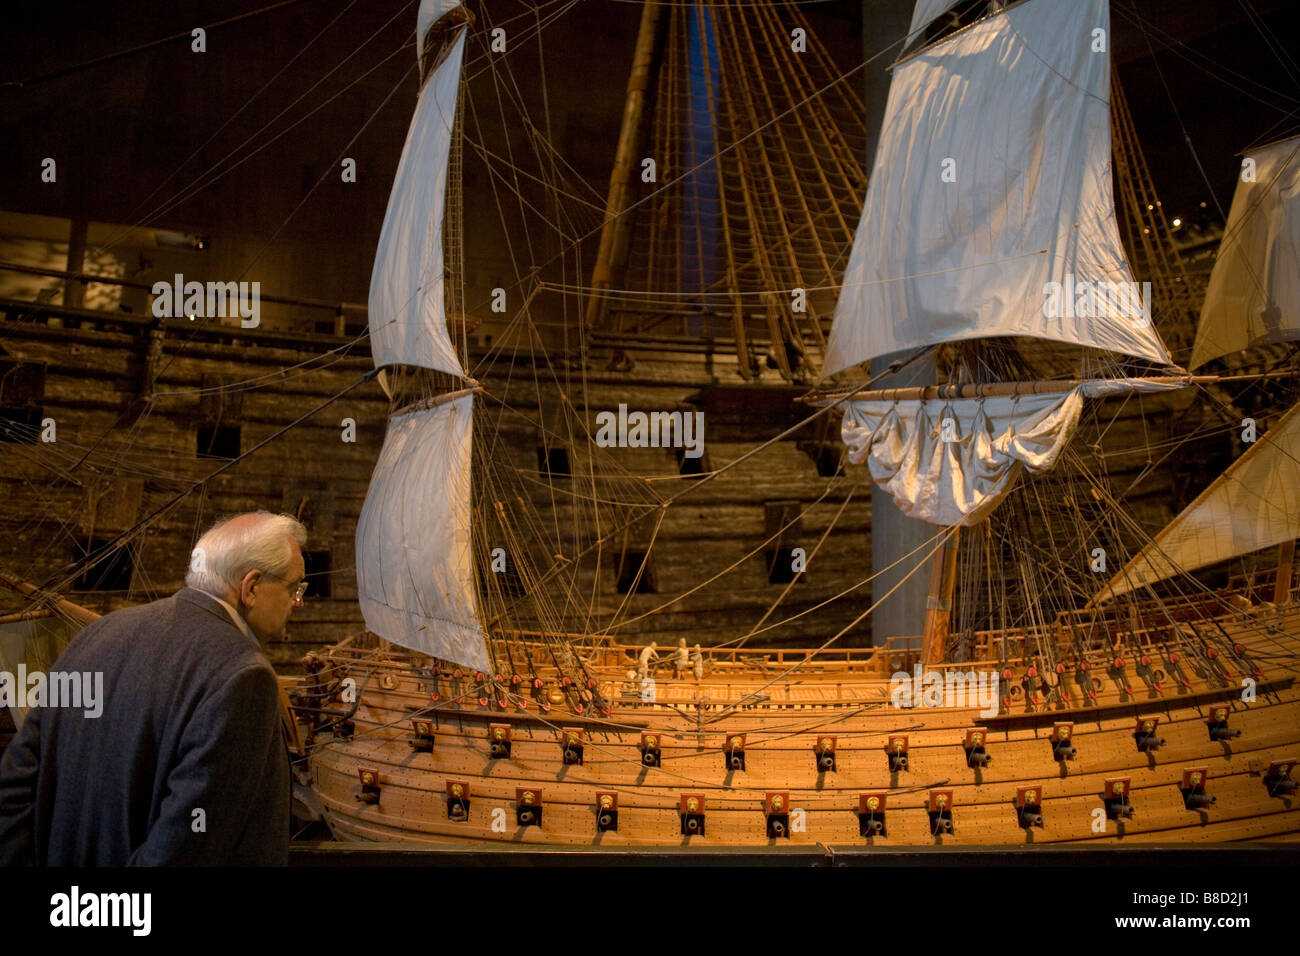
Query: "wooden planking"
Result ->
[[308, 665, 1300, 847], [314, 752, 1300, 847], [318, 697, 1300, 797]]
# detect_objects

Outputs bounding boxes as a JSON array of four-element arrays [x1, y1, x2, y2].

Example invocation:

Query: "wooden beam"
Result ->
[[63, 219, 88, 311], [0, 572, 101, 627], [1276, 539, 1296, 605], [584, 1, 663, 331], [804, 371, 1298, 406]]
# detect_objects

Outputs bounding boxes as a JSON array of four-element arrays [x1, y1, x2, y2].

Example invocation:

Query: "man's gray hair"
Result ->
[[186, 512, 308, 595]]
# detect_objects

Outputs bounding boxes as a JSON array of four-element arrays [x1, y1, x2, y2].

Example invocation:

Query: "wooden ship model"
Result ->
[[289, 0, 1300, 847]]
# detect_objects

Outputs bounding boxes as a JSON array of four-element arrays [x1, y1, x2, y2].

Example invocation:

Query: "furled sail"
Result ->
[[368, 4, 468, 376], [1094, 402, 1300, 603], [418, 0, 462, 48], [823, 0, 1171, 376], [844, 391, 1081, 526], [1189, 135, 1300, 369], [356, 395, 487, 670], [842, 379, 1183, 526]]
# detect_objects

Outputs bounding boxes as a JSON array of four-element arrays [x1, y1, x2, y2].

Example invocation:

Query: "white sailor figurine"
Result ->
[[673, 638, 689, 677], [637, 642, 658, 680]]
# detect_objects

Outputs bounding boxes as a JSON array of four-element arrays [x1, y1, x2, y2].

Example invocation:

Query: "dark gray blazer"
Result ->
[[0, 588, 289, 865]]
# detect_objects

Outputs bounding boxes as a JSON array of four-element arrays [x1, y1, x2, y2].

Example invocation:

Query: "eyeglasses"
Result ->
[[266, 573, 308, 604]]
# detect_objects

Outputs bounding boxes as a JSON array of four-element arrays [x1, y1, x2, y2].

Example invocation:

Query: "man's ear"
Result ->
[[239, 569, 263, 608]]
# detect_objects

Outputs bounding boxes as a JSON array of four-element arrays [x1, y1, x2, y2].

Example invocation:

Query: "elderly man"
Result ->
[[0, 511, 306, 865]]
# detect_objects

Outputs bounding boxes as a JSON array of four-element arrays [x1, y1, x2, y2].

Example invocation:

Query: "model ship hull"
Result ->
[[299, 591, 1300, 846]]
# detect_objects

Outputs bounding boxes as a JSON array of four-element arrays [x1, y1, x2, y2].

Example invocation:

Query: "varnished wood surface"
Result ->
[[306, 608, 1300, 847]]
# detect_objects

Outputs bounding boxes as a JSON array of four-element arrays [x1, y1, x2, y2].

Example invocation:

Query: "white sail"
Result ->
[[1190, 135, 1300, 369], [823, 0, 1170, 375], [368, 27, 468, 376], [1094, 403, 1300, 602], [908, 0, 963, 41], [355, 395, 487, 671]]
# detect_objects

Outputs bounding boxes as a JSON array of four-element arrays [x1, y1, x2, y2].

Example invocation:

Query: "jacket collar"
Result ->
[[176, 587, 262, 648]]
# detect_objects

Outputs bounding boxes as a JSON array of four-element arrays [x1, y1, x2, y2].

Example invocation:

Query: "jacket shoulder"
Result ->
[[57, 590, 264, 675]]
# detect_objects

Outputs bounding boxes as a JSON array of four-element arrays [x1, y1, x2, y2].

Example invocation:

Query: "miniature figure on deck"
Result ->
[[673, 638, 690, 677], [637, 642, 658, 680]]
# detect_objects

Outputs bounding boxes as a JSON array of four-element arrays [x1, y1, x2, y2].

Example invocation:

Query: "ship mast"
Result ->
[[920, 529, 959, 665], [584, 0, 664, 335], [584, 0, 868, 381]]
